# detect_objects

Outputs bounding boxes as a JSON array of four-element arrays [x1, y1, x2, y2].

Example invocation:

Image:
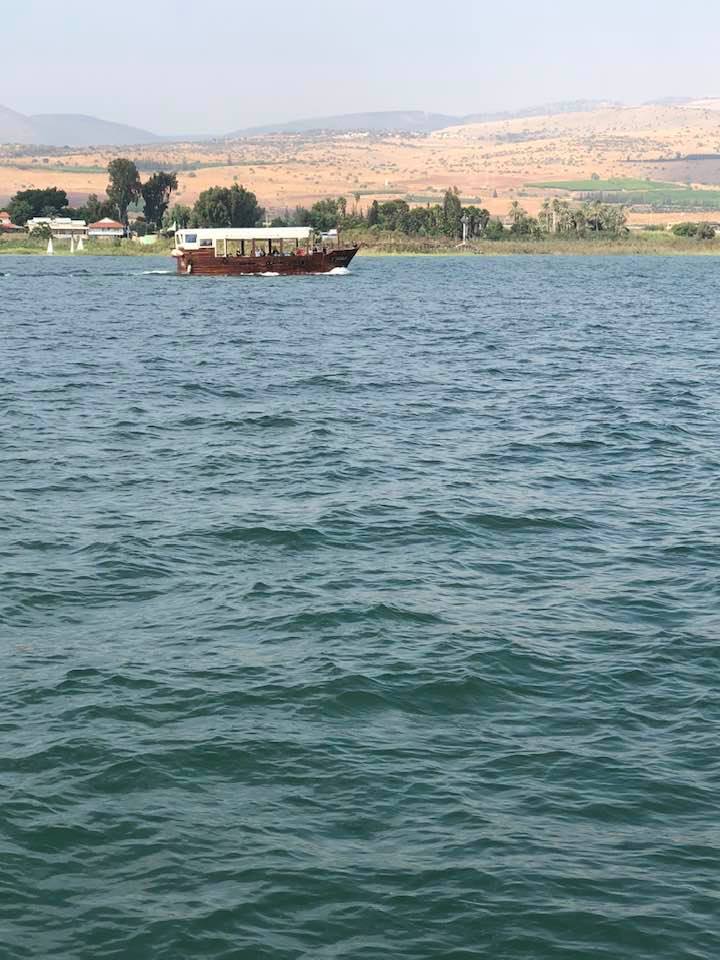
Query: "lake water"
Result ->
[[2, 255, 719, 959]]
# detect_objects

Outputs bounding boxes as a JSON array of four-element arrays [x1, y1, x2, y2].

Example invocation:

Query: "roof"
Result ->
[[28, 216, 86, 226], [88, 218, 123, 229], [177, 227, 313, 241]]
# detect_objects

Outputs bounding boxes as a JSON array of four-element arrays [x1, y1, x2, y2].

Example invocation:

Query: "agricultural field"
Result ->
[[528, 178, 686, 192], [526, 177, 720, 211]]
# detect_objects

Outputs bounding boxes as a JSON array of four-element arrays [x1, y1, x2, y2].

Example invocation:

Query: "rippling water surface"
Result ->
[[2, 255, 719, 959]]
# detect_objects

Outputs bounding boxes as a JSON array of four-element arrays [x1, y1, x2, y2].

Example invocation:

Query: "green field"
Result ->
[[527, 178, 720, 210], [0, 162, 107, 174], [528, 178, 687, 192], [0, 160, 280, 176]]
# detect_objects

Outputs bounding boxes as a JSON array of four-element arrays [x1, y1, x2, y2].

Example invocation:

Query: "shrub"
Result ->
[[671, 221, 716, 239]]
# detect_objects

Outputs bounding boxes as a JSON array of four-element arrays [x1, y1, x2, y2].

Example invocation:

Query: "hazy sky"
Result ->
[[4, 0, 720, 134]]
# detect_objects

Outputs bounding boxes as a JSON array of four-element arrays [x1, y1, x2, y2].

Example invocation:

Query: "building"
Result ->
[[0, 211, 23, 233], [26, 217, 87, 239], [87, 218, 125, 239]]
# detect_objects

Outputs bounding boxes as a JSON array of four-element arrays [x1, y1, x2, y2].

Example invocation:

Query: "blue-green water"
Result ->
[[2, 255, 719, 959]]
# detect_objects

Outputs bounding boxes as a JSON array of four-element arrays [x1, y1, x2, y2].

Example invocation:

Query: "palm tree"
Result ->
[[540, 199, 551, 233], [552, 198, 562, 234]]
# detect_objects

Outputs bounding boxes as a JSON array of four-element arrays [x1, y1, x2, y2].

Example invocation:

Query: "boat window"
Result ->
[[199, 238, 213, 247], [184, 233, 197, 244]]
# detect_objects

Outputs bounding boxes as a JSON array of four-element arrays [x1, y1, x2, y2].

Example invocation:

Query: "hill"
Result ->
[[0, 98, 656, 145], [29, 114, 160, 146], [462, 99, 619, 124], [0, 105, 160, 146], [0, 104, 36, 143], [229, 111, 459, 136], [227, 101, 618, 137]]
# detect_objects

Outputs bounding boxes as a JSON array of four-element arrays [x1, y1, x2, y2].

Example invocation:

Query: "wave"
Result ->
[[3, 254, 719, 960], [207, 524, 326, 548]]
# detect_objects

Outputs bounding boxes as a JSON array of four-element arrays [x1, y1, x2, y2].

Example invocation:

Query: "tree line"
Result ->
[[7, 158, 635, 241], [255, 190, 630, 240]]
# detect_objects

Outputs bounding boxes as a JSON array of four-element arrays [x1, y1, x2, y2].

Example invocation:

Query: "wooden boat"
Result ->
[[172, 227, 359, 276]]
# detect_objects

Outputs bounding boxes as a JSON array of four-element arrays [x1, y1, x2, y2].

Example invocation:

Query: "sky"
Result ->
[[4, 0, 720, 134]]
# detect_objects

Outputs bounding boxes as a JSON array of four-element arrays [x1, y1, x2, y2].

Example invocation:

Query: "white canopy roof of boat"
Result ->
[[177, 227, 312, 241]]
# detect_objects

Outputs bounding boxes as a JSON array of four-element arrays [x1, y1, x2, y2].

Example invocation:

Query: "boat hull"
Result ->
[[174, 246, 359, 276]]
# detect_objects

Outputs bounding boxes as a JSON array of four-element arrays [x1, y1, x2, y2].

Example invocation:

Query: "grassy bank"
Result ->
[[347, 229, 720, 256], [0, 237, 175, 256]]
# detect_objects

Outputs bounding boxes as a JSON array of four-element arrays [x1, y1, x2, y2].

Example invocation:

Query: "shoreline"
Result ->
[[3, 235, 720, 258], [350, 234, 720, 257]]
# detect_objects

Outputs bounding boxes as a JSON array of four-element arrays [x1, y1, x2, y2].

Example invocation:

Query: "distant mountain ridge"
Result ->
[[461, 99, 621, 125], [0, 97, 706, 146], [0, 104, 37, 143], [0, 106, 160, 146], [229, 111, 459, 136], [228, 100, 621, 136]]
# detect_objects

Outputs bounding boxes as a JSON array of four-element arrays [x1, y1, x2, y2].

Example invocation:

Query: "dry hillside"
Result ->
[[4, 103, 720, 223]]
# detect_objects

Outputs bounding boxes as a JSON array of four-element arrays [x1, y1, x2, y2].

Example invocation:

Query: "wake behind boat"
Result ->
[[172, 227, 359, 276]]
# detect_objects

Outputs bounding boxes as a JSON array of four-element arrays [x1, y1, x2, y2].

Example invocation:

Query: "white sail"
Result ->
[[70, 236, 75, 253], [47, 238, 54, 255], [77, 236, 84, 251]]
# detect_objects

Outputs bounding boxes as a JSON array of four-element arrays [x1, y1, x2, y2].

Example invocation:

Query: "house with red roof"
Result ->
[[0, 211, 23, 233], [87, 217, 125, 239]]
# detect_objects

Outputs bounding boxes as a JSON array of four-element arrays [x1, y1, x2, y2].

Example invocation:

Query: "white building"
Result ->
[[27, 217, 87, 238]]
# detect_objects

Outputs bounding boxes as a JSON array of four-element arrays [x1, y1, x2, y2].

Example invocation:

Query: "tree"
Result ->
[[192, 187, 230, 227], [29, 222, 52, 240], [192, 184, 263, 228], [539, 199, 552, 233], [672, 221, 716, 239], [580, 201, 627, 236], [484, 218, 505, 239], [82, 193, 116, 223], [551, 198, 563, 233], [291, 205, 312, 226], [165, 203, 192, 229], [508, 201, 536, 235], [106, 158, 142, 224], [8, 187, 68, 225], [141, 172, 178, 231], [462, 205, 490, 237], [367, 200, 380, 227], [227, 184, 263, 227], [308, 198, 341, 231], [442, 187, 463, 238], [7, 198, 33, 227], [373, 199, 410, 232]]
